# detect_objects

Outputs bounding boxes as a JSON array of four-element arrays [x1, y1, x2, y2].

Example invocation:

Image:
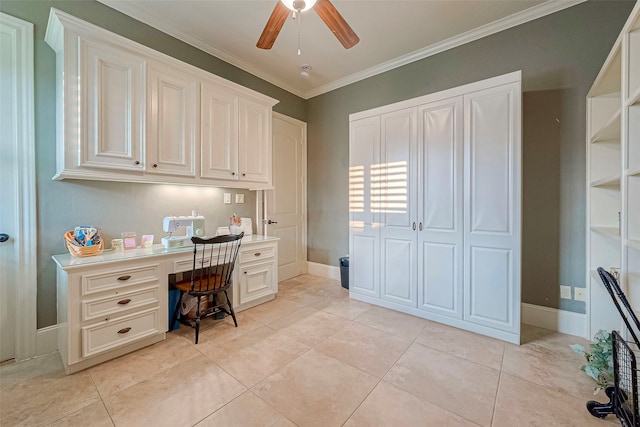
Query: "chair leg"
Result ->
[[224, 290, 238, 327], [195, 295, 201, 344], [171, 291, 183, 331]]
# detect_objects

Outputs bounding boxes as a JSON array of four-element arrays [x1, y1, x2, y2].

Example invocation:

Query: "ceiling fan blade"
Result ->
[[257, 1, 290, 50], [314, 0, 359, 49]]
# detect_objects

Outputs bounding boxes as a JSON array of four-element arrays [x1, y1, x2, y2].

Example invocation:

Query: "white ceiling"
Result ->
[[98, 0, 585, 99]]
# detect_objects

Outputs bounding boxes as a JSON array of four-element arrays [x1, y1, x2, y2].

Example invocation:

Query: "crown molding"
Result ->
[[304, 0, 587, 98], [98, 0, 586, 100]]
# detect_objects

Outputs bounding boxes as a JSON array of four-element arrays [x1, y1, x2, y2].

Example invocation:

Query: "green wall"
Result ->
[[1, 0, 635, 327], [0, 0, 306, 328], [305, 0, 635, 313]]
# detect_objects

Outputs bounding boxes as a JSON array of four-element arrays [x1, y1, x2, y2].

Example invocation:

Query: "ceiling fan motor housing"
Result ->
[[292, 1, 307, 11]]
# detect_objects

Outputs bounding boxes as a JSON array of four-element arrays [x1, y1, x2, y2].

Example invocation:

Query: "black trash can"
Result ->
[[339, 257, 349, 289]]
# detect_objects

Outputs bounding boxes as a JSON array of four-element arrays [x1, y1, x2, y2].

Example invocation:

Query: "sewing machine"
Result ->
[[161, 214, 206, 249]]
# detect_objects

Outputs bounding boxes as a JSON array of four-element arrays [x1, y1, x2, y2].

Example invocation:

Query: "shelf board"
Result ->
[[591, 227, 621, 240], [628, 239, 640, 250], [590, 174, 621, 187], [628, 168, 640, 177], [590, 109, 621, 143]]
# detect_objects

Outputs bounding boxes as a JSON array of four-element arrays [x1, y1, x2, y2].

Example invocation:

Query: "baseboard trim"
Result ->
[[307, 262, 340, 281], [521, 303, 588, 339], [36, 324, 59, 355]]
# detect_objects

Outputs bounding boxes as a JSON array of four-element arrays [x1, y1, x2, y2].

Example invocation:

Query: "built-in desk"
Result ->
[[52, 235, 278, 374]]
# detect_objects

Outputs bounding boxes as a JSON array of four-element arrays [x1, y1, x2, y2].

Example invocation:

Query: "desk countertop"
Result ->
[[52, 235, 279, 270]]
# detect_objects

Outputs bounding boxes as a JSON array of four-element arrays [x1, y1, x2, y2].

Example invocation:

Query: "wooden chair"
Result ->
[[171, 233, 244, 344]]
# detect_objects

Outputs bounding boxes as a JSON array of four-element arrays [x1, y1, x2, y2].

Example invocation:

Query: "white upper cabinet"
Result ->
[[45, 8, 278, 189], [80, 38, 145, 172], [146, 61, 198, 177], [238, 97, 271, 183], [201, 81, 238, 180]]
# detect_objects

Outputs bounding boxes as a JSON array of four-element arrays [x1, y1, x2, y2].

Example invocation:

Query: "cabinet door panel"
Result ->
[[239, 262, 274, 304], [463, 82, 521, 336], [349, 117, 380, 226], [81, 39, 144, 170], [201, 83, 238, 180], [382, 237, 416, 306], [466, 246, 512, 327], [417, 98, 463, 318], [147, 63, 197, 176], [238, 97, 270, 183], [420, 242, 459, 317], [350, 233, 379, 297]]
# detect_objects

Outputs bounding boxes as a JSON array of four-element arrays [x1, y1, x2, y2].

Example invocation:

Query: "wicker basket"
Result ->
[[64, 231, 103, 257]]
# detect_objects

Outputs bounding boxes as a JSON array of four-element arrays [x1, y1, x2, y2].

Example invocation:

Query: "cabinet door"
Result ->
[[80, 38, 145, 171], [463, 82, 521, 337], [417, 97, 464, 318], [146, 62, 197, 176], [201, 82, 239, 180], [238, 97, 271, 183], [380, 108, 418, 307], [349, 116, 381, 297], [238, 262, 275, 305]]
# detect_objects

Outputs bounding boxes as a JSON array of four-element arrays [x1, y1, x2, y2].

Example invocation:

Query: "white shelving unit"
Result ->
[[587, 3, 640, 338]]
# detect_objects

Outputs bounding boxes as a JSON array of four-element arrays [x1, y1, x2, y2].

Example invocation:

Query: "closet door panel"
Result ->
[[349, 116, 381, 298], [380, 108, 418, 307], [417, 98, 463, 318], [463, 82, 521, 337]]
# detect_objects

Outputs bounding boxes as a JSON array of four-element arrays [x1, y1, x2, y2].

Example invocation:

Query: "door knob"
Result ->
[[0, 233, 8, 243], [267, 220, 278, 224]]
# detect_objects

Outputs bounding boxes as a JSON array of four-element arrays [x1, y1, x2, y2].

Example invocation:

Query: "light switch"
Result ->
[[235, 194, 245, 204], [223, 193, 231, 204]]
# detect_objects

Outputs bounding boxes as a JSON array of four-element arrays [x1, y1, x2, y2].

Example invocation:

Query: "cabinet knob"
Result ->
[[412, 222, 416, 231], [254, 252, 261, 257], [232, 172, 236, 176], [153, 164, 158, 168], [117, 299, 132, 305], [419, 222, 423, 231], [242, 173, 246, 177], [134, 160, 140, 165], [117, 327, 132, 334], [117, 275, 132, 281]]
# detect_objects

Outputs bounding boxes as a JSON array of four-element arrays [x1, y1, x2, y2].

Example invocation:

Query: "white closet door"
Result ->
[[417, 97, 464, 318], [349, 116, 381, 298], [463, 82, 522, 339], [380, 108, 418, 307]]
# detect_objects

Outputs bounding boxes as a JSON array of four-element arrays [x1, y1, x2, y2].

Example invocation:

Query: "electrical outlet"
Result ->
[[560, 285, 572, 300], [235, 193, 245, 204], [223, 193, 231, 204], [574, 287, 587, 302]]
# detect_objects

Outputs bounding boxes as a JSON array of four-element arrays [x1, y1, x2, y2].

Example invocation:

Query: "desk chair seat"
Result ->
[[171, 233, 244, 344]]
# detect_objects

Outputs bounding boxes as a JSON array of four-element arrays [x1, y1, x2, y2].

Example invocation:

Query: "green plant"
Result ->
[[570, 330, 614, 394]]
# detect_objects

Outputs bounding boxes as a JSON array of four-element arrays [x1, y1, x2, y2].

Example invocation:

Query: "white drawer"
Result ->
[[81, 308, 160, 358], [239, 244, 275, 265], [82, 263, 160, 296], [81, 286, 160, 322], [173, 248, 220, 273]]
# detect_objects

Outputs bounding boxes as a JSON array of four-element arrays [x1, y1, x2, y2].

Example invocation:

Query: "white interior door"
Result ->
[[266, 113, 307, 281], [0, 13, 37, 362]]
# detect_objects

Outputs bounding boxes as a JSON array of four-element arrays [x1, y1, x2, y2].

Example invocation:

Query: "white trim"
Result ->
[[0, 13, 37, 361], [36, 325, 60, 355], [307, 262, 340, 281], [98, 0, 584, 99], [521, 303, 588, 339]]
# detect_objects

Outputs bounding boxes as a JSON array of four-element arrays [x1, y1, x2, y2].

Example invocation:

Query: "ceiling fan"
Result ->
[[257, 0, 360, 50]]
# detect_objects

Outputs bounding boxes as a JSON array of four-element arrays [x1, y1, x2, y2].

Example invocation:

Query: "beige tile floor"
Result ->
[[0, 274, 621, 427]]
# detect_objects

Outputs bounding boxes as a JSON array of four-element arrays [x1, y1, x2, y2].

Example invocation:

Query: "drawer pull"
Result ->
[[117, 275, 132, 281], [117, 327, 132, 334], [254, 252, 261, 257], [117, 299, 132, 305]]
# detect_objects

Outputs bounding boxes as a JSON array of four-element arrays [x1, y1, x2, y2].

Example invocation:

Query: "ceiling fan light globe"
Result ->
[[280, 0, 317, 12]]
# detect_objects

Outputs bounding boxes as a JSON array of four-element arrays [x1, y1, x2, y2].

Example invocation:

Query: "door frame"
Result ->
[[257, 112, 308, 277], [0, 12, 37, 361]]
